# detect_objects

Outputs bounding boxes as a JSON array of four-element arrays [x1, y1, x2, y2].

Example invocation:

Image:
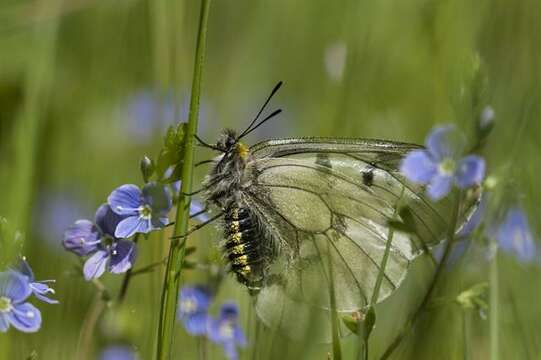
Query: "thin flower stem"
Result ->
[[463, 308, 471, 360], [117, 234, 140, 303], [489, 245, 499, 360], [76, 292, 106, 360], [156, 1, 212, 359], [328, 252, 342, 360], [380, 192, 461, 360], [359, 189, 402, 360], [198, 336, 208, 360]]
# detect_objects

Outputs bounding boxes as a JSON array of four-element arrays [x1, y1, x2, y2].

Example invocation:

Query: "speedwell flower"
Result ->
[[400, 126, 485, 200], [16, 259, 58, 304], [64, 204, 137, 280], [0, 271, 41, 333], [177, 286, 212, 336], [108, 183, 172, 238], [493, 206, 536, 262], [208, 303, 247, 360]]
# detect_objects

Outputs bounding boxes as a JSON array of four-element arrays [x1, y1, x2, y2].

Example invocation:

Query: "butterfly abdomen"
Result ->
[[223, 205, 265, 292]]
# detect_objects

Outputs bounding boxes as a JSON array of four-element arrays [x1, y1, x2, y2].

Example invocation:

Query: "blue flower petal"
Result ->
[[234, 325, 247, 346], [179, 286, 212, 315], [400, 150, 437, 184], [83, 250, 109, 280], [190, 201, 210, 223], [109, 240, 137, 274], [99, 345, 137, 360], [0, 272, 31, 303], [425, 125, 457, 161], [7, 302, 41, 333], [455, 155, 485, 188], [427, 174, 453, 200], [63, 220, 102, 256], [30, 283, 59, 304], [182, 312, 209, 336], [96, 204, 126, 239], [495, 207, 536, 262], [142, 182, 172, 214], [223, 342, 239, 360], [108, 185, 143, 216], [219, 303, 240, 320], [115, 216, 150, 238], [0, 314, 9, 332]]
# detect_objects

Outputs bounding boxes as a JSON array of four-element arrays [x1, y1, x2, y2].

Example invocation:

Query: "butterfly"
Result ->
[[193, 82, 481, 340]]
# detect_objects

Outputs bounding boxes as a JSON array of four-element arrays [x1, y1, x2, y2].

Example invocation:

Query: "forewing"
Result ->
[[246, 138, 480, 339]]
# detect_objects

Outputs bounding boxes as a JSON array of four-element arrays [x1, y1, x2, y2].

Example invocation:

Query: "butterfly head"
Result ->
[[216, 129, 250, 160]]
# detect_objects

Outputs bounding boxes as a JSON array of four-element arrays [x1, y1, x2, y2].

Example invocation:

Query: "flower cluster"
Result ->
[[177, 286, 246, 360], [404, 125, 537, 264], [401, 126, 485, 200], [0, 259, 57, 333], [63, 182, 172, 280]]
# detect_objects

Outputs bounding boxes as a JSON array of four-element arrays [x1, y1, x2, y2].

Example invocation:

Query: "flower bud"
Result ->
[[140, 156, 155, 183]]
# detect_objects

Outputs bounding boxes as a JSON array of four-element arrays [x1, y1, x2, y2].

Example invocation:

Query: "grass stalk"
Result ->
[[155, 0, 212, 359], [380, 191, 461, 360], [490, 245, 499, 360]]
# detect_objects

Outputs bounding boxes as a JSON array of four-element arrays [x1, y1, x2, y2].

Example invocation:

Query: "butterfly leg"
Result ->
[[170, 212, 224, 239]]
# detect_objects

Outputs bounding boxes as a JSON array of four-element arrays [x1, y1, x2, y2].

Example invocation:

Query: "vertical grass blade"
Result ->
[[490, 245, 499, 360], [155, 0, 212, 359]]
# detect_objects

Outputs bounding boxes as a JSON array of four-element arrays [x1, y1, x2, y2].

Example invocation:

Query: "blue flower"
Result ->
[[64, 204, 137, 280], [0, 271, 41, 333], [208, 303, 247, 360], [99, 345, 137, 360], [400, 126, 486, 200], [82, 239, 137, 281], [493, 207, 536, 262], [177, 286, 212, 336], [108, 183, 172, 238], [15, 259, 58, 304], [63, 204, 124, 256]]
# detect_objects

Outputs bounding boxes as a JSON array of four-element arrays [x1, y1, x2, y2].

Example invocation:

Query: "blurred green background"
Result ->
[[0, 0, 540, 359]]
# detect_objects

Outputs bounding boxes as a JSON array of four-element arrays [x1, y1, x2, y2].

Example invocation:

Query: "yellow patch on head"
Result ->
[[237, 142, 249, 159]]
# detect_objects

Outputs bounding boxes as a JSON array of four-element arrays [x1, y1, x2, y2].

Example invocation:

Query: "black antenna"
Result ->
[[194, 134, 224, 152], [237, 81, 283, 140], [236, 109, 282, 141]]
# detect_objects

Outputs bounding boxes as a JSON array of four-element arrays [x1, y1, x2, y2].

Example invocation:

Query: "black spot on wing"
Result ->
[[361, 166, 375, 187]]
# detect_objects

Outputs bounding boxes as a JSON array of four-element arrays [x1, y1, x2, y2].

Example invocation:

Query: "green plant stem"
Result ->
[[155, 0, 212, 359], [463, 308, 471, 360], [380, 192, 461, 360], [490, 244, 499, 360], [328, 250, 342, 360]]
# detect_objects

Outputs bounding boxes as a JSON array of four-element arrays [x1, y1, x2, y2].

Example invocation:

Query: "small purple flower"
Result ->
[[493, 207, 536, 262], [177, 286, 212, 336], [83, 239, 137, 281], [108, 183, 172, 238], [208, 303, 247, 360], [99, 345, 137, 360], [15, 259, 58, 304], [0, 271, 41, 333], [64, 204, 137, 280], [401, 126, 485, 200]]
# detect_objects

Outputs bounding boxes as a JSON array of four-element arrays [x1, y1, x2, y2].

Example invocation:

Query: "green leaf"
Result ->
[[156, 123, 188, 183]]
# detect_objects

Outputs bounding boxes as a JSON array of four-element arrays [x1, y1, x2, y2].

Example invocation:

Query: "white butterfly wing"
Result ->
[[243, 138, 480, 339]]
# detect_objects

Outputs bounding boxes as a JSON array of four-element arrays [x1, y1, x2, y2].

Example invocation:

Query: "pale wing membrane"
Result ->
[[246, 139, 480, 340]]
